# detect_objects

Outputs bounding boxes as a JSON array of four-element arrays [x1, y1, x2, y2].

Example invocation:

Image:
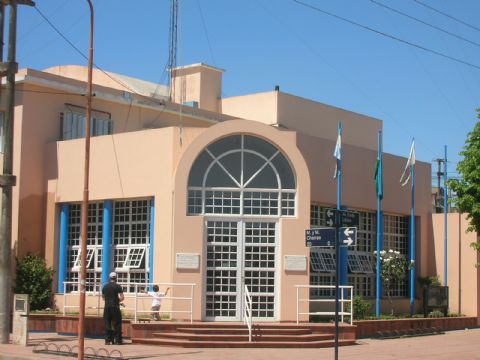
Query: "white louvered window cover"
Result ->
[[73, 248, 95, 270], [347, 252, 373, 274], [123, 247, 146, 269], [310, 249, 336, 273]]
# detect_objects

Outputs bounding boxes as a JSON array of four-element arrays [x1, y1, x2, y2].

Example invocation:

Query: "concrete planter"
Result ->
[[354, 316, 478, 338]]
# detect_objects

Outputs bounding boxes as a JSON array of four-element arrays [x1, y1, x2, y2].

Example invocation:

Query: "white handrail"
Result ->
[[294, 285, 354, 325], [62, 281, 196, 323], [244, 285, 253, 343]]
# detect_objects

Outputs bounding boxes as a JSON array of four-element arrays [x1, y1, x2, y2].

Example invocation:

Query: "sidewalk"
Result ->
[[0, 328, 479, 360]]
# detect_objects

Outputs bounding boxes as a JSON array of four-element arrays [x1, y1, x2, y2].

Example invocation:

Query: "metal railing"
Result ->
[[295, 285, 354, 325], [62, 281, 196, 323], [243, 285, 253, 342]]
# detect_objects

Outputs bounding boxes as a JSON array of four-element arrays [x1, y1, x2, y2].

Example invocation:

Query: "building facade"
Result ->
[[6, 63, 441, 321]]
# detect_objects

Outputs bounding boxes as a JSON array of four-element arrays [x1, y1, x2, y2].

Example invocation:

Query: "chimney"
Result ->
[[170, 63, 224, 112]]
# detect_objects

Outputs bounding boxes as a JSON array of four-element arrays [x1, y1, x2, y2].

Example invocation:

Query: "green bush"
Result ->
[[15, 254, 55, 311], [351, 295, 371, 320]]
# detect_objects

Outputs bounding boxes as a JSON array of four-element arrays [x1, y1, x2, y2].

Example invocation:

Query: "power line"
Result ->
[[33, 5, 163, 105], [196, 0, 217, 67], [371, 0, 480, 48], [414, 0, 480, 33], [256, 0, 441, 159], [293, 0, 480, 71]]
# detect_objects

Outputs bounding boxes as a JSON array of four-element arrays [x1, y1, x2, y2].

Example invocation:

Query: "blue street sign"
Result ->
[[339, 227, 357, 246], [324, 208, 359, 228], [305, 228, 336, 247]]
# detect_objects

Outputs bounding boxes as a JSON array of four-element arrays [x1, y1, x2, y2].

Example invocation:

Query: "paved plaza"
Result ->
[[0, 328, 479, 360]]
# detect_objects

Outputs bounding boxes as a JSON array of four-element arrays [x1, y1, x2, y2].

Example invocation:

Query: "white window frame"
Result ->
[[72, 248, 95, 270], [187, 135, 296, 217], [62, 109, 112, 140], [122, 247, 147, 269]]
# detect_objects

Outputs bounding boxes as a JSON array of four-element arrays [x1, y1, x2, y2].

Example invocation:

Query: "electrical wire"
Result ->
[[414, 0, 480, 33], [33, 5, 163, 106], [371, 0, 480, 48], [257, 0, 441, 159], [293, 0, 480, 71], [196, 0, 217, 67]]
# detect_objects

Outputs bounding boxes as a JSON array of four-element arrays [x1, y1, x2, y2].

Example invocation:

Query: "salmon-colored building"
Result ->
[[5, 63, 479, 321]]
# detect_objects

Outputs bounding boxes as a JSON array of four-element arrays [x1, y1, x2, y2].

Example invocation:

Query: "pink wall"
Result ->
[[432, 213, 479, 317]]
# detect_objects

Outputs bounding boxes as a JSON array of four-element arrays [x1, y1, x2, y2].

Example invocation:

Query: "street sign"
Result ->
[[305, 228, 335, 247], [325, 208, 336, 227], [324, 208, 359, 228], [339, 227, 357, 246]]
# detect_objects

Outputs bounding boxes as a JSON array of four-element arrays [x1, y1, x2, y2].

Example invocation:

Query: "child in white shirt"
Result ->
[[147, 285, 169, 320]]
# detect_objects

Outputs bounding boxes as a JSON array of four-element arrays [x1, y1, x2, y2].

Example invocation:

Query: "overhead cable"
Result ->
[[414, 0, 480, 33], [293, 0, 480, 71], [371, 0, 480, 48]]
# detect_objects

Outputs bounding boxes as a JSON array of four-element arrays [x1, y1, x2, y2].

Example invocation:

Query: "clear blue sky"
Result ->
[[17, 0, 480, 179]]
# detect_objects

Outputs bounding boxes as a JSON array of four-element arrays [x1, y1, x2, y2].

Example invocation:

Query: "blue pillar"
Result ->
[[57, 204, 69, 293], [148, 199, 155, 290], [102, 200, 113, 286], [409, 165, 416, 316], [443, 145, 448, 287]]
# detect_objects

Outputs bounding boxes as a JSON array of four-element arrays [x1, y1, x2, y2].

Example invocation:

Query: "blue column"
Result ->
[[101, 200, 113, 286], [409, 164, 416, 316], [148, 199, 155, 290], [338, 123, 348, 287], [57, 204, 69, 293], [443, 145, 448, 287]]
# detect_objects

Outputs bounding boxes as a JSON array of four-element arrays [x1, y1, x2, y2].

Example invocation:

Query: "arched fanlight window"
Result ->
[[187, 135, 296, 216]]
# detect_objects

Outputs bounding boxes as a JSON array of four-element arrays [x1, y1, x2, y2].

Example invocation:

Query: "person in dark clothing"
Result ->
[[102, 272, 124, 345]]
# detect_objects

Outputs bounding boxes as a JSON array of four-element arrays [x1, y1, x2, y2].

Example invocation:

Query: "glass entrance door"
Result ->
[[205, 220, 277, 321]]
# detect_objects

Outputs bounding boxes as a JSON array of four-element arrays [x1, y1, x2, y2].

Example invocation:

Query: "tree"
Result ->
[[15, 254, 55, 311], [374, 249, 410, 315], [449, 115, 480, 266]]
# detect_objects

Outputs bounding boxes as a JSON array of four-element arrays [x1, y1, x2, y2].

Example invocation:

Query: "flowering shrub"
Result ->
[[373, 249, 411, 315]]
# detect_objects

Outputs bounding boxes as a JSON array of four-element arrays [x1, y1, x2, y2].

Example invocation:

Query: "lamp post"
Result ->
[[78, 1, 94, 359]]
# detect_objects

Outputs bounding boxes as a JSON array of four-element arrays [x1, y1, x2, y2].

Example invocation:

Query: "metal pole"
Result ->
[[375, 129, 382, 318], [78, 1, 94, 358], [334, 122, 342, 360], [409, 140, 415, 317], [296, 286, 299, 324], [444, 145, 448, 286]]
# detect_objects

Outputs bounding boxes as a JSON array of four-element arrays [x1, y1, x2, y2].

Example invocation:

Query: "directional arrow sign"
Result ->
[[305, 228, 336, 247], [324, 208, 336, 227], [339, 227, 357, 247]]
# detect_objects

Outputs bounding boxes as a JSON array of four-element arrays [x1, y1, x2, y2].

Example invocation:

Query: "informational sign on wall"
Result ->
[[176, 253, 200, 270], [284, 255, 307, 271]]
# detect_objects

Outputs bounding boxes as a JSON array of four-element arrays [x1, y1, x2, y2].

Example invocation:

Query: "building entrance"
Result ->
[[204, 220, 277, 321]]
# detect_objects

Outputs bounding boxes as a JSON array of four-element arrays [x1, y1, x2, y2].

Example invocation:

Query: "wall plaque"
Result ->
[[284, 255, 307, 271], [176, 253, 200, 270]]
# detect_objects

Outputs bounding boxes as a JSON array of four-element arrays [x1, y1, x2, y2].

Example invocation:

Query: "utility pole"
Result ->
[[0, 0, 34, 344], [78, 2, 94, 359]]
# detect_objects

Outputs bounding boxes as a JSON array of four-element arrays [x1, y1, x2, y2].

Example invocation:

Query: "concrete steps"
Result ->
[[131, 322, 357, 348], [133, 337, 357, 348]]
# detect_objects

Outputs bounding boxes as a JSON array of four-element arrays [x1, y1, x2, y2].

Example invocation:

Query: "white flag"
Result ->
[[333, 132, 341, 179], [400, 140, 415, 186]]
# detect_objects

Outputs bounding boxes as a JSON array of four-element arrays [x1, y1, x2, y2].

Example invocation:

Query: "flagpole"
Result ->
[[334, 122, 342, 360], [443, 145, 448, 287], [409, 139, 415, 316], [375, 129, 382, 318]]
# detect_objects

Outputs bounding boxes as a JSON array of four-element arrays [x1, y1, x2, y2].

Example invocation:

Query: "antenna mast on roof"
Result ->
[[168, 0, 178, 101]]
